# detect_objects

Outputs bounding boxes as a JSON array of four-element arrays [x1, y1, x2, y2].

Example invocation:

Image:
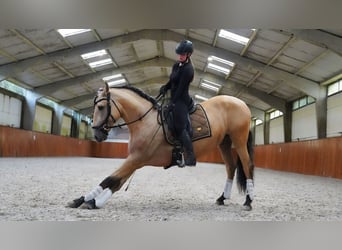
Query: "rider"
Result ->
[[159, 40, 196, 167]]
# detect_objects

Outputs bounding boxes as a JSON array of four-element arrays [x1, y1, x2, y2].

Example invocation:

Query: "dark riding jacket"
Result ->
[[161, 59, 194, 136], [163, 60, 194, 107]]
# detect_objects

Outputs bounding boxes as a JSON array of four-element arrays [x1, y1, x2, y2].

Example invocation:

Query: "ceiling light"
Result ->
[[88, 58, 113, 68], [102, 74, 123, 81], [200, 79, 222, 93], [107, 79, 126, 87], [207, 63, 231, 75], [201, 83, 220, 92], [81, 50, 108, 60], [57, 29, 91, 37], [218, 29, 249, 45], [208, 56, 235, 67], [194, 95, 208, 101]]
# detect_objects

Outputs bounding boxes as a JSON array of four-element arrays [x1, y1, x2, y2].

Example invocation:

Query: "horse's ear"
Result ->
[[105, 82, 109, 93]]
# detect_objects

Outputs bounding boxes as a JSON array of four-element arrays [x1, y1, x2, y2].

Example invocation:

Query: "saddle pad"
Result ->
[[163, 104, 212, 145]]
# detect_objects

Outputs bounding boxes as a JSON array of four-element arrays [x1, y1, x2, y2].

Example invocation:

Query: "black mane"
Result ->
[[111, 85, 158, 106]]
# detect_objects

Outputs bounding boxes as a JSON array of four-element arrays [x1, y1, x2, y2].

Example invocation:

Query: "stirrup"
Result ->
[[176, 152, 185, 168]]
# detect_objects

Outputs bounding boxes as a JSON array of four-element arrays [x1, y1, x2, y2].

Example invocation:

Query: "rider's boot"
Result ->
[[178, 129, 196, 167]]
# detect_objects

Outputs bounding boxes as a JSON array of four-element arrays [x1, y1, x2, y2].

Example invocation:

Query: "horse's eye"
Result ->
[[98, 105, 104, 111]]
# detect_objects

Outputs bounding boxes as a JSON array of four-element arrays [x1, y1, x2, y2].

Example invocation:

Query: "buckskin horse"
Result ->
[[67, 83, 255, 210]]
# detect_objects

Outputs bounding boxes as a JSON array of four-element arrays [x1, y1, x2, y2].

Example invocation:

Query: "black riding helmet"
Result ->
[[175, 40, 193, 55]]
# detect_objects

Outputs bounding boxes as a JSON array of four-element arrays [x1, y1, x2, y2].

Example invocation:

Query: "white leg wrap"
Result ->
[[223, 179, 233, 199], [95, 188, 113, 208], [246, 179, 254, 200], [84, 186, 103, 202]]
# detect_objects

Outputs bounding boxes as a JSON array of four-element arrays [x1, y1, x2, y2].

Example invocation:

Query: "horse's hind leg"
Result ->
[[216, 135, 237, 205], [233, 131, 254, 210]]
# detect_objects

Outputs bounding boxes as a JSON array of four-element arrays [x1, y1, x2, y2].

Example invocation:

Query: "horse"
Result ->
[[67, 83, 255, 210]]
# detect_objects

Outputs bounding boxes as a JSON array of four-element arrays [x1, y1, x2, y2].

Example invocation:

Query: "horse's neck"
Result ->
[[111, 89, 155, 129]]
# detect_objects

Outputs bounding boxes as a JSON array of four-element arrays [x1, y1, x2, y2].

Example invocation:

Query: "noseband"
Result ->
[[92, 92, 122, 131]]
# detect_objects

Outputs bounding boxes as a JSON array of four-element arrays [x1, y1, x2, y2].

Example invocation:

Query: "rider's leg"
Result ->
[[178, 129, 196, 166], [173, 101, 196, 167]]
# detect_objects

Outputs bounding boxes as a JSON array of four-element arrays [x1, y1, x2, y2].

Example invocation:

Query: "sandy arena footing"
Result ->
[[0, 157, 341, 221]]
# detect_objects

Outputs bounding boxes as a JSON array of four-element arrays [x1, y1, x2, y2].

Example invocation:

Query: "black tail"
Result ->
[[236, 131, 254, 194]]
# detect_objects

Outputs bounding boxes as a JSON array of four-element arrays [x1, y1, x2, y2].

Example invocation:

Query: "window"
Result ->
[[0, 93, 22, 128], [327, 79, 342, 96], [255, 119, 263, 126], [0, 80, 24, 128], [0, 79, 26, 96], [269, 110, 283, 120], [79, 121, 88, 139], [292, 96, 315, 110], [33, 104, 53, 133], [61, 114, 72, 136]]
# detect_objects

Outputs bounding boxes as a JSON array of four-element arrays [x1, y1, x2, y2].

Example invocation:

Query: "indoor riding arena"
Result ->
[[1, 29, 342, 221]]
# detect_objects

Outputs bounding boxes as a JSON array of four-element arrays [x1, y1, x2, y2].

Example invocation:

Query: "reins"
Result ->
[[92, 91, 164, 130]]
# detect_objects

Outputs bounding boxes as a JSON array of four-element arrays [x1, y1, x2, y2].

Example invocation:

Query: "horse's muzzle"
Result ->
[[93, 127, 109, 142]]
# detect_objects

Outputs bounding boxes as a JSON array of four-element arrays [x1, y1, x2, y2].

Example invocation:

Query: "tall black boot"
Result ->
[[178, 130, 196, 167]]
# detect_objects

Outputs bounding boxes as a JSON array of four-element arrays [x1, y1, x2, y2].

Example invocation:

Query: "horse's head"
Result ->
[[92, 83, 121, 142]]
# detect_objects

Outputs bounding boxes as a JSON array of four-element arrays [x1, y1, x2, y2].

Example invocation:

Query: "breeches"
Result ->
[[172, 101, 189, 137]]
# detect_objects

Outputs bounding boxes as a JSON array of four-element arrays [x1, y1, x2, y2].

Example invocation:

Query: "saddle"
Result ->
[[160, 103, 212, 168]]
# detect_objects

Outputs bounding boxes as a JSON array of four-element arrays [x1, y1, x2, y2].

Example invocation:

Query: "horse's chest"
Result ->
[[128, 135, 150, 153]]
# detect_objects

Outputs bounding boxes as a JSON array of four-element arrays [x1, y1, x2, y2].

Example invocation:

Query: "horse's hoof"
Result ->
[[79, 199, 97, 209], [216, 193, 225, 205], [66, 196, 85, 208], [242, 195, 252, 211], [243, 204, 252, 211]]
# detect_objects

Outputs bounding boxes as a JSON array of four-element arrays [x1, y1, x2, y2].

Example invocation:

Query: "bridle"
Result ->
[[92, 90, 163, 133], [91, 92, 122, 132]]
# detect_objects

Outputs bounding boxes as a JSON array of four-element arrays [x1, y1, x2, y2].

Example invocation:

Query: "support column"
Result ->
[[316, 86, 327, 139], [71, 112, 81, 138], [264, 112, 270, 144], [283, 102, 292, 142], [52, 106, 64, 135], [22, 91, 41, 131]]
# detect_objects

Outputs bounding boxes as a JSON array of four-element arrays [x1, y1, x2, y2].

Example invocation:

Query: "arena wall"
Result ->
[[1, 126, 341, 179]]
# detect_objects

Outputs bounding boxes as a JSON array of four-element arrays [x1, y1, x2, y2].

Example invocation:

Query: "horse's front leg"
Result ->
[[67, 160, 140, 209]]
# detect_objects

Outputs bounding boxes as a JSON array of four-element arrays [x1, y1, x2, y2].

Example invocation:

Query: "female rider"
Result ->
[[159, 40, 196, 167]]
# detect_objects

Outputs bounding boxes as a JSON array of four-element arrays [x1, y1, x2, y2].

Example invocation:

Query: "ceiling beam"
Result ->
[[286, 29, 342, 56], [196, 71, 286, 112], [79, 107, 93, 116], [71, 69, 286, 114], [0, 29, 320, 98], [34, 57, 173, 95], [249, 106, 265, 121], [60, 93, 95, 106]]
